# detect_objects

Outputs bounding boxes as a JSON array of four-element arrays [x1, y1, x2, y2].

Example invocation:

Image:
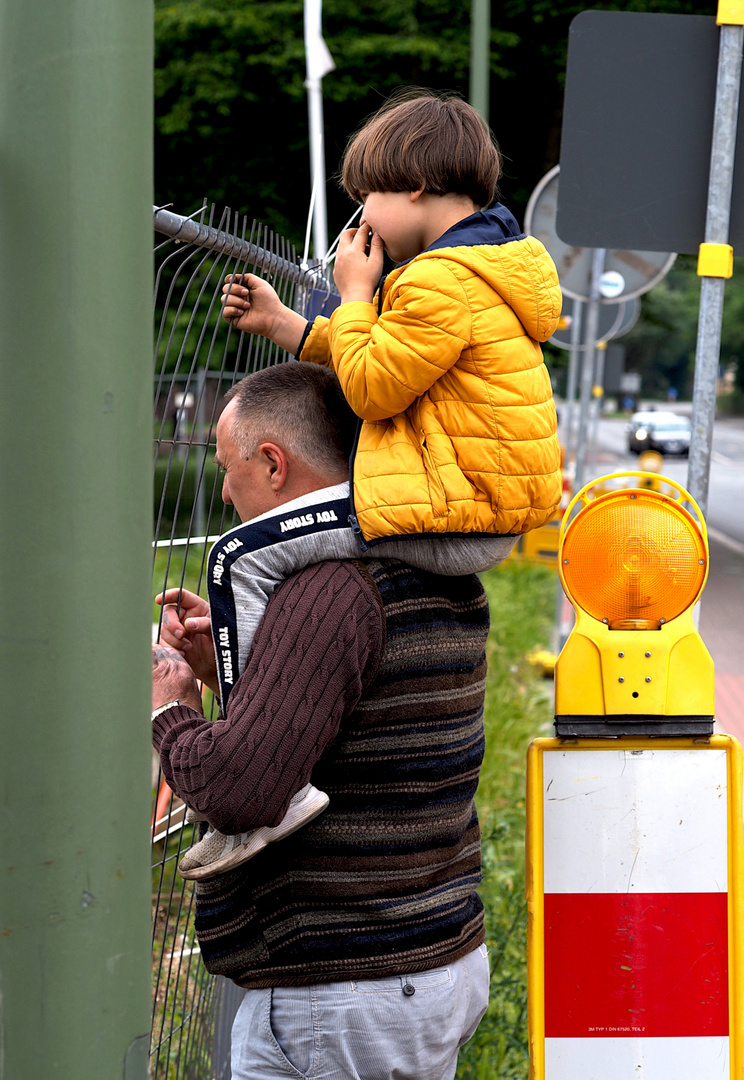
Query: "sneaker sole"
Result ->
[[178, 788, 330, 881]]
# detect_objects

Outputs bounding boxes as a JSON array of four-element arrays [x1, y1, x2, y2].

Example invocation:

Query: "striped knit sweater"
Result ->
[[152, 557, 490, 988]]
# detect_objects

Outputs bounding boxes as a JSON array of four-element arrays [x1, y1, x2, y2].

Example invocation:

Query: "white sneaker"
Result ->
[[177, 783, 329, 881]]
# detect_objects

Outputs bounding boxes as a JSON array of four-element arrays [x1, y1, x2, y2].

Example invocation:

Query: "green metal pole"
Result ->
[[469, 0, 491, 122], [0, 2, 153, 1078]]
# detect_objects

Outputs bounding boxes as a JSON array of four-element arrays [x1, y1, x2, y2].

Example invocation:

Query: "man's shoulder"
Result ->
[[280, 556, 376, 587], [273, 556, 486, 615], [273, 558, 384, 619], [257, 560, 387, 686]]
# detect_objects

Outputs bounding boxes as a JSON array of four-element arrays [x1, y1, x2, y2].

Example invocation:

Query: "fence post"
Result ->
[[0, 1, 153, 1077]]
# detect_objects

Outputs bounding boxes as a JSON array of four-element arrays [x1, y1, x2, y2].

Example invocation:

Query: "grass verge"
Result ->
[[456, 559, 557, 1079]]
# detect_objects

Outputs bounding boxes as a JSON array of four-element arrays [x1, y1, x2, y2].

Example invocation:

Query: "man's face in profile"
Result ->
[[214, 400, 274, 523]]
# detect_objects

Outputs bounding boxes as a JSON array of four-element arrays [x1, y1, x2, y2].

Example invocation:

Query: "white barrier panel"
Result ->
[[527, 737, 744, 1080]]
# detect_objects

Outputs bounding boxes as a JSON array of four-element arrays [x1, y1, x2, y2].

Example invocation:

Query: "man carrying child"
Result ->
[[152, 362, 492, 1080], [152, 87, 561, 1078]]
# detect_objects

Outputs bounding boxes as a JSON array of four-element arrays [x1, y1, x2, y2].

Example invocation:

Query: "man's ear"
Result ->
[[410, 188, 425, 203], [258, 442, 289, 494]]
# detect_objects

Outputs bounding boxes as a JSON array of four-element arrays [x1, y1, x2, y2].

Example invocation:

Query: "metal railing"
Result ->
[[150, 203, 336, 1078]]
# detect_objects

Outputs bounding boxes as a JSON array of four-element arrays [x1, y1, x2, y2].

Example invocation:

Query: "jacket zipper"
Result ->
[[347, 415, 367, 550], [377, 273, 387, 316]]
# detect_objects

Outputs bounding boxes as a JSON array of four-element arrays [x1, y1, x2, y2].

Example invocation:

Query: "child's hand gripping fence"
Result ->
[[150, 202, 337, 1079]]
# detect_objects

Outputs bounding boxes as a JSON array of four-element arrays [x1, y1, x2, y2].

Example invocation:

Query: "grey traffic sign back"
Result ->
[[557, 10, 744, 254], [526, 165, 676, 301]]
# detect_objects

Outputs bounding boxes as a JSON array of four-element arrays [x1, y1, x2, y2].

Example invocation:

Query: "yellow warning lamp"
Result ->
[[554, 472, 714, 737]]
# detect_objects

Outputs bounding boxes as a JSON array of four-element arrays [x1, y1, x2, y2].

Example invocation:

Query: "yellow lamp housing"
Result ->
[[554, 472, 714, 737]]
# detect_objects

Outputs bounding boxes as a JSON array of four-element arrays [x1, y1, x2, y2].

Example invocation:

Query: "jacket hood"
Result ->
[[421, 204, 525, 252], [408, 203, 559, 342]]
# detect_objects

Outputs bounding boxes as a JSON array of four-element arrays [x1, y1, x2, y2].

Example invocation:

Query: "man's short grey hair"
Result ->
[[224, 363, 357, 475]]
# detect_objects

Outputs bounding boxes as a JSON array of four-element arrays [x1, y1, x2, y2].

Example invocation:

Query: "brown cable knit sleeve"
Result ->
[[151, 560, 384, 832]]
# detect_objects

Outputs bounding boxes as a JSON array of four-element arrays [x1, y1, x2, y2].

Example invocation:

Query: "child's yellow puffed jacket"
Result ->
[[299, 205, 562, 543]]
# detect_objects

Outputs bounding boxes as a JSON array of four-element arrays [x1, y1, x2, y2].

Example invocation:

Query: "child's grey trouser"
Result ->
[[207, 481, 515, 707], [229, 942, 490, 1080]]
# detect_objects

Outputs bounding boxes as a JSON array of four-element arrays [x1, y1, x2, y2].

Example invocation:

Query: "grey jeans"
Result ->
[[230, 943, 490, 1080]]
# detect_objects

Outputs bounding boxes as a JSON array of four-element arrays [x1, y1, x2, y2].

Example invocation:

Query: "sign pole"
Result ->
[[687, 7, 744, 516], [573, 248, 605, 493], [588, 341, 608, 473], [563, 297, 583, 472]]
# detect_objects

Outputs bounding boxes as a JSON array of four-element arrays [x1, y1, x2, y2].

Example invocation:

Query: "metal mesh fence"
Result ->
[[150, 203, 336, 1078]]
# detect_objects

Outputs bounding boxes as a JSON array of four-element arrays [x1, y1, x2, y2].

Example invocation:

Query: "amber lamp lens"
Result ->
[[561, 491, 706, 625]]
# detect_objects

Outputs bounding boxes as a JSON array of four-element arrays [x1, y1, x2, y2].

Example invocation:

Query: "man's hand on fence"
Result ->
[[152, 643, 203, 713], [155, 588, 219, 694], [220, 273, 306, 354], [333, 222, 384, 304]]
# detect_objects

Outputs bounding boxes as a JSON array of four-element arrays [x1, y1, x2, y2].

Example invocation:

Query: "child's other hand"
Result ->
[[333, 223, 384, 303]]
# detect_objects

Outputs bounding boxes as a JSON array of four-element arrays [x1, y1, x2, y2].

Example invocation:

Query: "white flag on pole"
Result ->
[[305, 0, 335, 83]]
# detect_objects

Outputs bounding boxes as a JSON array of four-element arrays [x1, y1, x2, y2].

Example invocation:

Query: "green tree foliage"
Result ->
[[155, 0, 717, 241], [154, 0, 520, 244], [156, 0, 738, 397], [723, 260, 744, 395], [621, 256, 702, 400], [605, 255, 744, 401]]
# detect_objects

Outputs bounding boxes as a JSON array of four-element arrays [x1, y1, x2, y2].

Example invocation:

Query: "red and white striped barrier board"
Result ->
[[527, 737, 744, 1079]]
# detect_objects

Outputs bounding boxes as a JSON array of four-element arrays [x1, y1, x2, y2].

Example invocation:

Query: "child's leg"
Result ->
[[178, 784, 330, 880], [178, 483, 359, 880], [371, 535, 517, 576]]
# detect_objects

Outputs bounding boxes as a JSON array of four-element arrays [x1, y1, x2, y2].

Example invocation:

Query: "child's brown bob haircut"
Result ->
[[341, 89, 501, 210]]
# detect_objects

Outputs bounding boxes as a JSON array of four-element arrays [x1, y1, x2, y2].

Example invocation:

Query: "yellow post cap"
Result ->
[[697, 242, 734, 278], [717, 0, 744, 25]]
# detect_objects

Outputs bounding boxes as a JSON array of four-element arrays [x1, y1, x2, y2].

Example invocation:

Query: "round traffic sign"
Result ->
[[612, 296, 640, 338], [549, 295, 640, 351], [524, 166, 676, 303], [600, 271, 625, 298]]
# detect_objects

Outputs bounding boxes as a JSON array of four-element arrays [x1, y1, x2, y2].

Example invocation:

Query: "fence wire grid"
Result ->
[[150, 202, 336, 1079]]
